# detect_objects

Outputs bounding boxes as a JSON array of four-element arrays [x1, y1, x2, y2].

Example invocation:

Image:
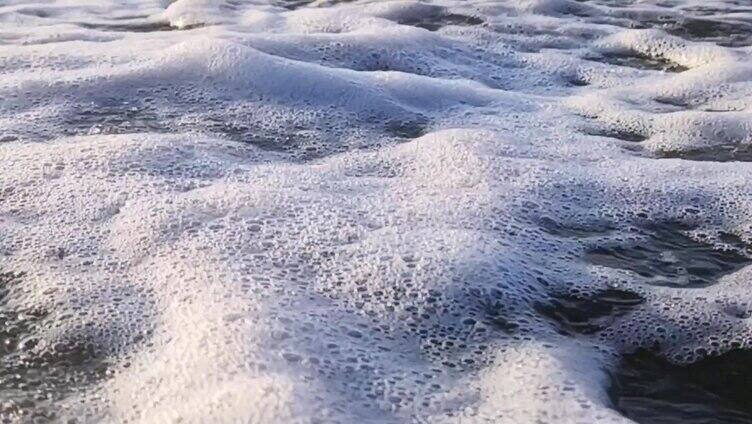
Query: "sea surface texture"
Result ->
[[1, 0, 752, 422]]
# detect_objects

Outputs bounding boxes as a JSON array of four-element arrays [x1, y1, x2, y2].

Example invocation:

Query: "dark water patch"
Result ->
[[78, 21, 203, 33], [278, 0, 316, 9], [61, 97, 296, 155], [600, 11, 752, 47], [665, 18, 752, 47], [16, 8, 52, 18], [585, 52, 688, 72], [32, 88, 431, 161], [397, 13, 484, 32], [276, 0, 355, 10], [585, 0, 639, 7], [610, 349, 752, 423], [0, 271, 111, 423], [197, 117, 294, 153], [538, 216, 614, 238], [385, 118, 429, 140], [584, 128, 649, 142], [656, 144, 752, 162], [58, 96, 293, 153], [0, 271, 22, 297], [112, 14, 151, 21], [585, 222, 751, 288], [653, 97, 690, 109], [719, 232, 752, 254], [489, 23, 573, 39], [678, 5, 748, 16], [62, 99, 165, 136], [198, 113, 428, 161], [534, 289, 643, 335], [481, 299, 520, 334]]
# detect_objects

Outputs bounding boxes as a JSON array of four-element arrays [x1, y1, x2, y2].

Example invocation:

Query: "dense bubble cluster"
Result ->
[[1, 0, 752, 422]]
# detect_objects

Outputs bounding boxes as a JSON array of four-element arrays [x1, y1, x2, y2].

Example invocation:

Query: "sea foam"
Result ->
[[1, 0, 752, 422]]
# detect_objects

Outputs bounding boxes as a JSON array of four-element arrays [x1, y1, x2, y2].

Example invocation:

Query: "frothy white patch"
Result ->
[[2, 0, 752, 422]]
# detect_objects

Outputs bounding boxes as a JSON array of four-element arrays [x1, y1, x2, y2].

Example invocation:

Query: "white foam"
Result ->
[[2, 0, 752, 422]]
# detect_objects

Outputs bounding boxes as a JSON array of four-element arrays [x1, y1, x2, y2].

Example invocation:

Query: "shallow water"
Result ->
[[611, 349, 752, 423], [1, 0, 752, 423]]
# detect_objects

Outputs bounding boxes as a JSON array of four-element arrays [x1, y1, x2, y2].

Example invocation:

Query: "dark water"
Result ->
[[0, 272, 109, 423], [585, 223, 752, 288], [610, 349, 752, 424], [537, 216, 752, 422], [585, 52, 689, 72], [534, 289, 644, 335], [396, 12, 484, 32]]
